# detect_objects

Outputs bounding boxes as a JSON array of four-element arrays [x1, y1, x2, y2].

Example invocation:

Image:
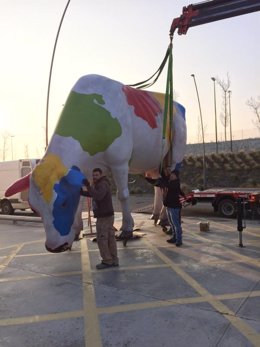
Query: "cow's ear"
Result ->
[[66, 167, 85, 186]]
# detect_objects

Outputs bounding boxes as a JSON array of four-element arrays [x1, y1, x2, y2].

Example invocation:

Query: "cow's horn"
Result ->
[[5, 173, 31, 197]]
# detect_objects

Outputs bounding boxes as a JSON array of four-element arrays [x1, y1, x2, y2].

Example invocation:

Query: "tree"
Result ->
[[216, 74, 231, 141], [246, 96, 260, 132]]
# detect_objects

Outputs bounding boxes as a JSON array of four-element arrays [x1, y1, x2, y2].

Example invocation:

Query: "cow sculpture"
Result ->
[[5, 74, 186, 252]]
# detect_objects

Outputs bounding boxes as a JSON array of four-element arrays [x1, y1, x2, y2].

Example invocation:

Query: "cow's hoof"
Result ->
[[157, 219, 170, 227], [118, 230, 133, 239], [117, 230, 133, 247], [122, 230, 133, 236], [74, 234, 82, 241], [150, 214, 159, 225]]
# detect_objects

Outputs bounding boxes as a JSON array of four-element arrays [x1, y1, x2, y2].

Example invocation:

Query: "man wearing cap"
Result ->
[[163, 170, 185, 247]]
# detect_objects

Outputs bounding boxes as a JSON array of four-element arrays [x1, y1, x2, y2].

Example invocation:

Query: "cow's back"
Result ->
[[50, 74, 185, 174]]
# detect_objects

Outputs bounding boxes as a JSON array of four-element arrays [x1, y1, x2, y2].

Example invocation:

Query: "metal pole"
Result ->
[[211, 77, 218, 153], [191, 74, 206, 189], [236, 198, 245, 247], [228, 90, 233, 152], [10, 135, 14, 160], [45, 0, 71, 149]]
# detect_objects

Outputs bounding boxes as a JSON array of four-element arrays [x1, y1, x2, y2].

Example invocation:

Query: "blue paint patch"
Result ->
[[174, 102, 186, 120], [53, 166, 85, 236]]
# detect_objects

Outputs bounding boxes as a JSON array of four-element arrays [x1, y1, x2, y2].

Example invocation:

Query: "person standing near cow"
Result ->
[[163, 170, 185, 247], [81, 168, 119, 269]]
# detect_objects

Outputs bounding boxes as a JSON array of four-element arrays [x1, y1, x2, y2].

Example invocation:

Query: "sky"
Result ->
[[0, 0, 259, 161]]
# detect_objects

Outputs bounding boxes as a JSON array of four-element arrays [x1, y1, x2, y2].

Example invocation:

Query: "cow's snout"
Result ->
[[45, 242, 71, 253]]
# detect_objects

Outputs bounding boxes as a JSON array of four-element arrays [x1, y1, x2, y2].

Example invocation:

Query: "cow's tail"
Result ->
[[5, 174, 31, 197]]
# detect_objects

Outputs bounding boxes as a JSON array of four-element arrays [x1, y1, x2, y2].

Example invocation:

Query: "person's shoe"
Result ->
[[112, 263, 119, 267], [176, 242, 183, 247], [96, 262, 113, 270], [167, 238, 176, 244]]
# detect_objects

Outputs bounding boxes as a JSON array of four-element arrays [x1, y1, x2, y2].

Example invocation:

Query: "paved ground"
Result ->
[[0, 208, 259, 347]]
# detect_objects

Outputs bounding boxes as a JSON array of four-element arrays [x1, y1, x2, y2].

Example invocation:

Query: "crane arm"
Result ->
[[170, 0, 260, 36]]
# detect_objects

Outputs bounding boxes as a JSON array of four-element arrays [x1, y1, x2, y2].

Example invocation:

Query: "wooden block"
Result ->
[[199, 222, 210, 232]]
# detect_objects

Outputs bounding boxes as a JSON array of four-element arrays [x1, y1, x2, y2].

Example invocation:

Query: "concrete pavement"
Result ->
[[0, 212, 259, 347]]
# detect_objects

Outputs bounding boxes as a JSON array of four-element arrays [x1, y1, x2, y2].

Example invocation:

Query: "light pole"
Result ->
[[228, 90, 233, 152], [10, 135, 14, 160], [191, 74, 206, 189], [211, 77, 218, 153], [46, 0, 71, 149]]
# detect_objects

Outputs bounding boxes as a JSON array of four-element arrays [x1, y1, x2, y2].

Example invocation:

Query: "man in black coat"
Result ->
[[163, 170, 185, 247]]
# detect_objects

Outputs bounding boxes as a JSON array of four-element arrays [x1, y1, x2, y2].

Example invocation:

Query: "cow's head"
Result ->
[[5, 153, 86, 252]]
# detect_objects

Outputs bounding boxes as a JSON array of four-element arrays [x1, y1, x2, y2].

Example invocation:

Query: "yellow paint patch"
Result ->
[[32, 154, 67, 203], [151, 91, 176, 143], [151, 91, 165, 109]]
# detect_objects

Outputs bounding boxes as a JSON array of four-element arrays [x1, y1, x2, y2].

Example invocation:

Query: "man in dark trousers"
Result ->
[[81, 168, 119, 269], [163, 170, 185, 247]]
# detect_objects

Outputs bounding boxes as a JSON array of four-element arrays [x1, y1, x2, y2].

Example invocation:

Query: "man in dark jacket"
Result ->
[[81, 168, 119, 269], [163, 170, 185, 247]]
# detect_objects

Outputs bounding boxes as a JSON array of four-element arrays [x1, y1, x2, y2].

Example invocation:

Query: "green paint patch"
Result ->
[[54, 92, 122, 155]]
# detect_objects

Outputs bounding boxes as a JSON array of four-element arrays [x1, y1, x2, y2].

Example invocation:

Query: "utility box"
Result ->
[[199, 221, 210, 232], [0, 159, 39, 214]]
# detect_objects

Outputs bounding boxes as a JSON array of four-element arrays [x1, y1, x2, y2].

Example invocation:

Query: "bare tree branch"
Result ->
[[216, 73, 231, 141], [246, 96, 260, 131]]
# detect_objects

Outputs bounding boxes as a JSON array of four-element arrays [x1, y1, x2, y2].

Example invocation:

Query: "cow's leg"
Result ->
[[152, 187, 169, 229], [151, 186, 163, 225], [73, 196, 84, 240], [158, 206, 170, 229], [111, 165, 134, 234]]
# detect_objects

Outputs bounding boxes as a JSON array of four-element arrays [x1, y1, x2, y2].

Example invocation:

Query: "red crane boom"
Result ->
[[170, 0, 260, 36]]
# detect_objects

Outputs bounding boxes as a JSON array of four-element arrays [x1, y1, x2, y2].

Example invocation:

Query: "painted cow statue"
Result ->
[[5, 74, 186, 252]]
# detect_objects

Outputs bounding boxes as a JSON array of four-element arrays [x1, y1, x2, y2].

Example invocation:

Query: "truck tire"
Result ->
[[219, 199, 235, 217], [1, 200, 14, 215]]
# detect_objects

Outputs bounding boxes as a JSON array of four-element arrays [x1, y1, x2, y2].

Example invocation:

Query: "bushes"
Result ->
[[111, 150, 260, 193], [181, 150, 260, 189]]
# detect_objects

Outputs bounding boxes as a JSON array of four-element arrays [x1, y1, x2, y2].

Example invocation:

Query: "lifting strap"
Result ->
[[127, 45, 171, 90], [127, 41, 174, 172], [161, 42, 174, 171]]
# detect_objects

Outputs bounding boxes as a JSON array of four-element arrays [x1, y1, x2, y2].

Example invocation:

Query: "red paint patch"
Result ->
[[123, 86, 161, 129]]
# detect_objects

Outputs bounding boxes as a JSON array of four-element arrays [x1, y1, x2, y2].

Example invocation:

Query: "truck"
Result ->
[[0, 159, 39, 215], [184, 188, 260, 218], [169, 1, 260, 219]]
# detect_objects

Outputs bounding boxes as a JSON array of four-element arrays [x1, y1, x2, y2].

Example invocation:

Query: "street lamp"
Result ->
[[45, 0, 71, 149], [211, 77, 218, 153], [10, 135, 14, 160], [228, 90, 233, 152], [191, 74, 206, 189]]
